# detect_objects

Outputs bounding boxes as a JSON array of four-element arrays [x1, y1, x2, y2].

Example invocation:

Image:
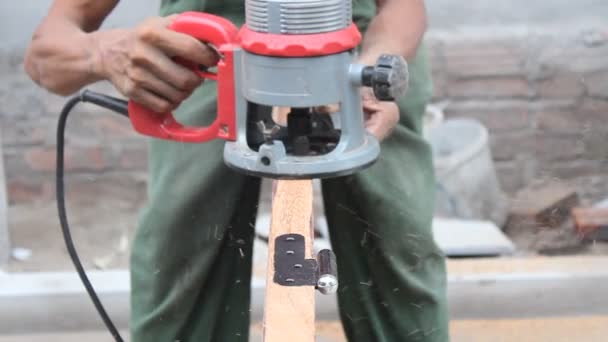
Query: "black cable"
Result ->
[[81, 90, 129, 116], [56, 90, 128, 342]]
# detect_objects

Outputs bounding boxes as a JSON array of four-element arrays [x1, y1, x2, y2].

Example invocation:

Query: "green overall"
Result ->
[[130, 1, 449, 341]]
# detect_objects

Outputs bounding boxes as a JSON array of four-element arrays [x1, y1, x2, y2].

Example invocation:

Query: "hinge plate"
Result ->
[[273, 234, 317, 286]]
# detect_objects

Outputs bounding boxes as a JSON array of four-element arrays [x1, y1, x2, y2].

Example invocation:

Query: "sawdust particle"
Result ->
[[407, 329, 421, 337]]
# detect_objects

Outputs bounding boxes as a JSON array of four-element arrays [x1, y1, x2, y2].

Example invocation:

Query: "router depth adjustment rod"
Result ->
[[360, 54, 410, 101], [127, 0, 410, 179]]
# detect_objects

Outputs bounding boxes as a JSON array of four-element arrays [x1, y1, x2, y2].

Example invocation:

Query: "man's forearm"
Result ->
[[359, 0, 427, 65], [24, 0, 117, 95], [25, 23, 102, 95]]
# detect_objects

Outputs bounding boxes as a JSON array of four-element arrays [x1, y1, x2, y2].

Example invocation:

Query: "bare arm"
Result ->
[[24, 0, 117, 94], [358, 0, 427, 65], [25, 0, 217, 112], [358, 0, 427, 140]]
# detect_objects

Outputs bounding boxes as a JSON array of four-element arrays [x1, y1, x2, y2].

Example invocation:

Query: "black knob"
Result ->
[[361, 54, 409, 101]]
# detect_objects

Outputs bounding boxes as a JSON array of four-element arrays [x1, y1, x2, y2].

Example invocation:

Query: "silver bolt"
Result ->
[[317, 274, 338, 295]]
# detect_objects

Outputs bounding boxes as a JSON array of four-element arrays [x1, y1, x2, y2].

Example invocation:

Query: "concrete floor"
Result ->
[[3, 317, 608, 342]]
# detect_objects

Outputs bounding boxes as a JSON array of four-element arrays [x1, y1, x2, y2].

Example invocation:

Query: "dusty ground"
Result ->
[[6, 174, 608, 272], [6, 172, 145, 272]]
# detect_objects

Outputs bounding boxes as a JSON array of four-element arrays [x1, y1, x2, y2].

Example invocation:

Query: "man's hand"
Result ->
[[361, 88, 399, 142], [24, 1, 219, 112], [350, 0, 427, 141], [92, 16, 219, 112], [277, 89, 399, 142]]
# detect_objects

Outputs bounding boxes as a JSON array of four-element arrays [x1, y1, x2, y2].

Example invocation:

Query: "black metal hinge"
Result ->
[[273, 233, 338, 294]]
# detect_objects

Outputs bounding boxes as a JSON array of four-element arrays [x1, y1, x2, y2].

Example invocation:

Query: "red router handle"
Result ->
[[128, 12, 239, 143]]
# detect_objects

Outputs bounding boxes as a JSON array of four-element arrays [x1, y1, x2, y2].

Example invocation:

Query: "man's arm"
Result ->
[[358, 0, 428, 140], [359, 0, 427, 64], [25, 0, 217, 112], [24, 0, 117, 94]]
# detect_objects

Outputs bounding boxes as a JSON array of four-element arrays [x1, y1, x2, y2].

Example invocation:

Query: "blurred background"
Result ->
[[1, 0, 608, 341]]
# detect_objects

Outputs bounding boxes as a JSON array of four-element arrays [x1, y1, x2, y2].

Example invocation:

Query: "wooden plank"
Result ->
[[509, 181, 579, 228], [263, 180, 315, 342], [572, 207, 608, 240]]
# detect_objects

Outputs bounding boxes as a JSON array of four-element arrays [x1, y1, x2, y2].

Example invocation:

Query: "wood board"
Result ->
[[263, 179, 316, 342]]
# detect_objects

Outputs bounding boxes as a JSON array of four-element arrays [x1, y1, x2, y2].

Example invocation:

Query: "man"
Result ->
[[25, 0, 448, 341]]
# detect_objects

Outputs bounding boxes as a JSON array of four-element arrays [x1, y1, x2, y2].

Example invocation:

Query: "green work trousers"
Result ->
[[130, 48, 449, 342]]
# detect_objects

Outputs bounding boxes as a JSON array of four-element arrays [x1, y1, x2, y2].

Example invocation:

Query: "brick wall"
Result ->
[[428, 29, 608, 194], [0, 49, 148, 205], [1, 28, 608, 205]]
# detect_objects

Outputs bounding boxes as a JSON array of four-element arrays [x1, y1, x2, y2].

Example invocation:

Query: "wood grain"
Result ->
[[263, 179, 315, 342]]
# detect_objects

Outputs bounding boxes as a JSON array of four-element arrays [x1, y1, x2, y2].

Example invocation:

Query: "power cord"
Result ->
[[56, 90, 129, 342]]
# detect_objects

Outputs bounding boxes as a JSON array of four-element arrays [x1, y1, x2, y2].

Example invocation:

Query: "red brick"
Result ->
[[42, 81, 122, 115], [489, 131, 536, 161], [96, 116, 138, 137], [581, 130, 608, 161], [448, 77, 531, 99], [42, 93, 71, 117], [7, 181, 41, 204], [2, 147, 31, 179], [537, 43, 608, 74], [536, 106, 581, 133], [579, 98, 608, 125], [537, 71, 586, 99], [63, 172, 148, 207], [495, 160, 529, 194], [543, 160, 605, 180], [572, 207, 608, 240], [444, 39, 526, 78], [24, 146, 109, 172], [0, 120, 49, 147], [6, 179, 53, 204], [119, 146, 148, 170], [24, 147, 56, 172], [584, 70, 608, 99], [444, 100, 531, 132], [427, 38, 444, 67], [534, 133, 584, 162], [491, 131, 584, 163], [431, 70, 447, 100]]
